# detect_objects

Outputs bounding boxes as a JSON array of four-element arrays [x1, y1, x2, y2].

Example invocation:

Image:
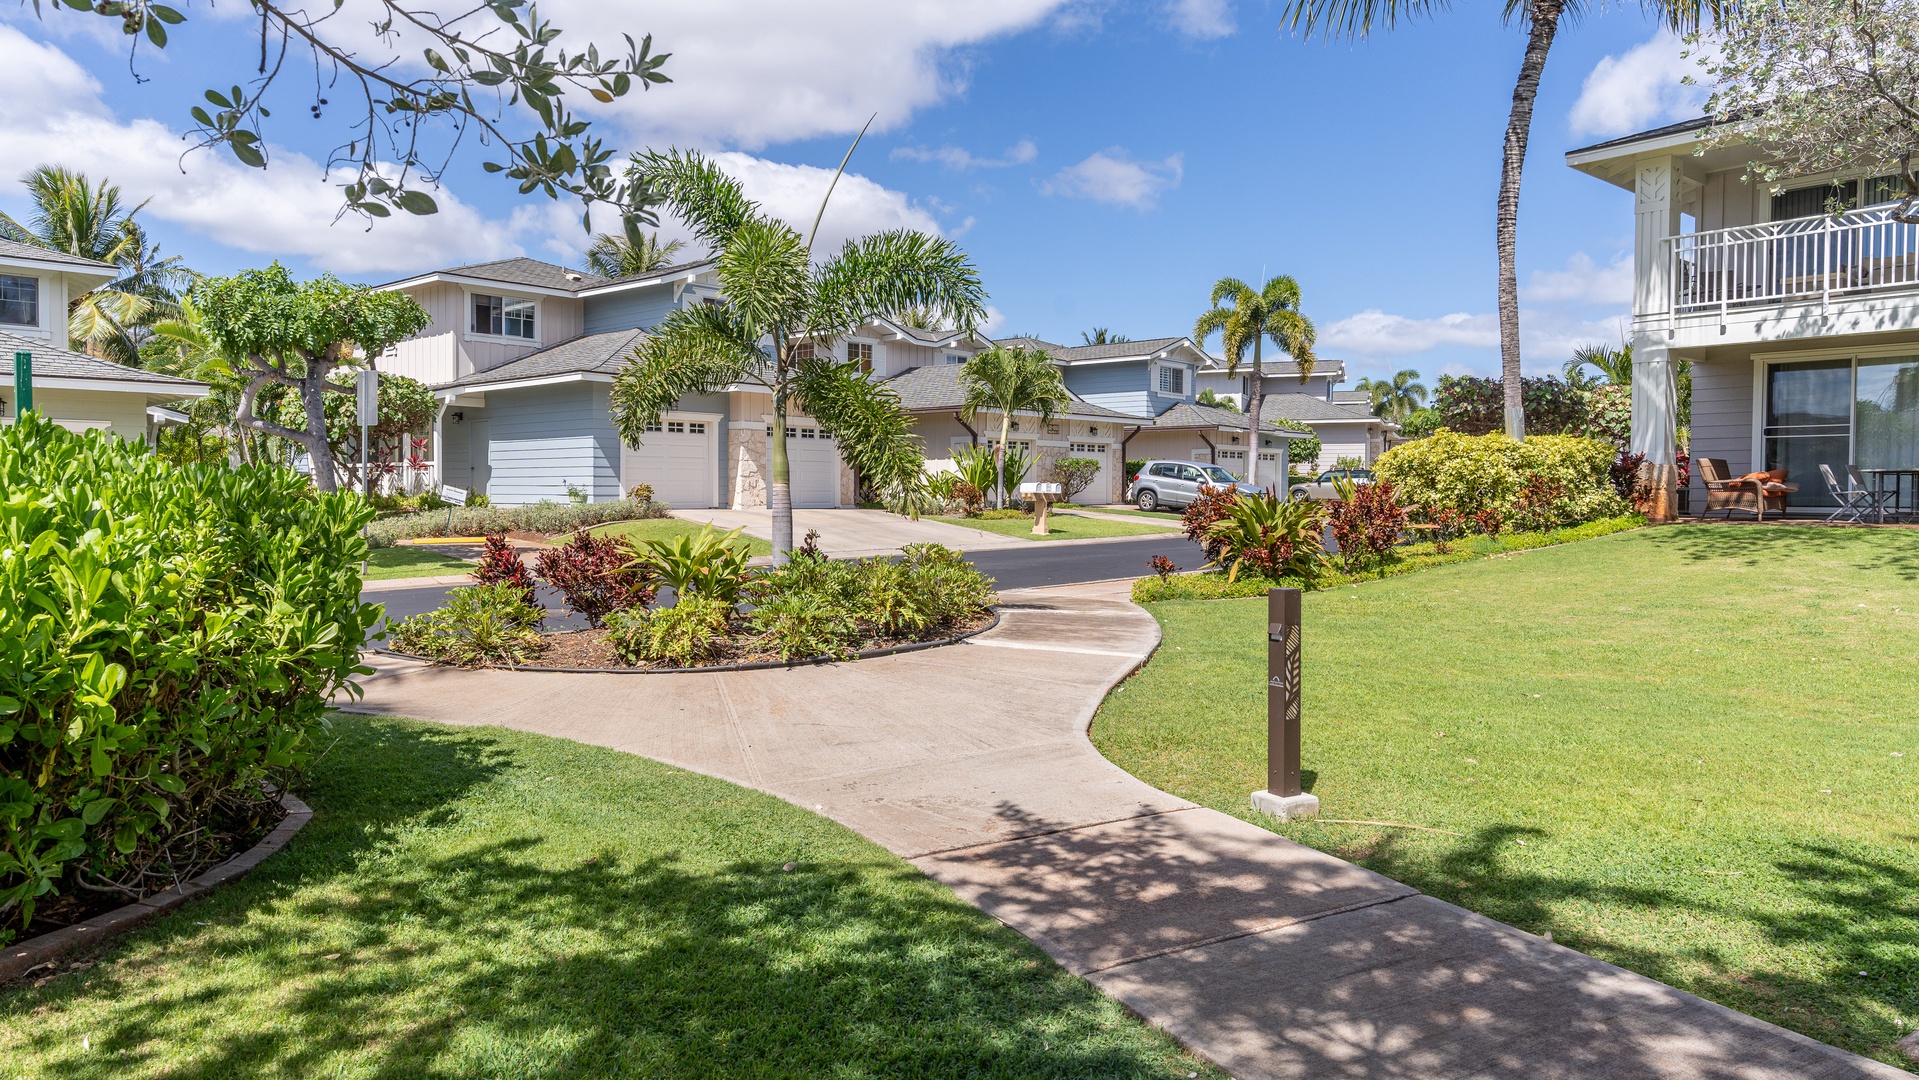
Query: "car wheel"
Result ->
[[1289, 487, 1311, 502], [1136, 489, 1158, 512]]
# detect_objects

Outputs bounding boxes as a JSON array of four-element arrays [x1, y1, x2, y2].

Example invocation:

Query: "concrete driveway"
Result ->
[[671, 507, 1027, 557]]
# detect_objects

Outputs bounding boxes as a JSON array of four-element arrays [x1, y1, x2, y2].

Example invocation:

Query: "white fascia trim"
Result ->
[[30, 376, 209, 397], [434, 372, 611, 398], [866, 316, 983, 350], [574, 262, 716, 297], [1564, 127, 1708, 169], [0, 256, 115, 285], [379, 272, 580, 298]]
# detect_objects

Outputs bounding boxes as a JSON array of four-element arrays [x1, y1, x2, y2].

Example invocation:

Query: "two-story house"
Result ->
[[1569, 118, 1919, 517], [1192, 358, 1397, 470], [0, 239, 205, 441]]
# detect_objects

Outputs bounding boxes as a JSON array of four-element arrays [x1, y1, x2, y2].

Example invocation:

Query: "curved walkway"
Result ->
[[340, 592, 1904, 1080]]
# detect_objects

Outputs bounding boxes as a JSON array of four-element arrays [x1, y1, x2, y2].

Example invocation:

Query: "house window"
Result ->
[[472, 293, 535, 339], [944, 353, 966, 366], [1157, 364, 1185, 395], [847, 342, 873, 373], [793, 342, 816, 360], [0, 275, 38, 327]]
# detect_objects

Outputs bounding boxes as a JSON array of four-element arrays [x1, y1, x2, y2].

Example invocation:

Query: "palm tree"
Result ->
[[583, 219, 686, 278], [0, 166, 194, 363], [1081, 327, 1129, 345], [1565, 341, 1633, 385], [1280, 0, 1733, 440], [959, 344, 1071, 508], [610, 149, 986, 563], [1193, 276, 1315, 489], [1355, 369, 1427, 422]]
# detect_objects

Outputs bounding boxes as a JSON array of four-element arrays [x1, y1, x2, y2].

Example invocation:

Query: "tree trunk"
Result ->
[[301, 374, 340, 493], [769, 388, 793, 566], [1496, 0, 1565, 443], [996, 411, 1012, 509], [1245, 337, 1265, 490]]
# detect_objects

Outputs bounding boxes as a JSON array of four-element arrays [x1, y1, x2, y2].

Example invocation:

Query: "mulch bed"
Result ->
[[516, 610, 998, 671]]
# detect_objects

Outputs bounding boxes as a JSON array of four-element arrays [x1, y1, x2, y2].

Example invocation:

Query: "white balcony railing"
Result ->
[[1668, 205, 1919, 317]]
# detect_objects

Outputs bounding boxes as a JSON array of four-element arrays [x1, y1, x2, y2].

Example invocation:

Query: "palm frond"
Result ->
[[811, 230, 987, 340], [717, 219, 810, 337], [958, 345, 1071, 428], [794, 356, 924, 494], [1282, 0, 1454, 40], [609, 303, 764, 446], [628, 148, 758, 251]]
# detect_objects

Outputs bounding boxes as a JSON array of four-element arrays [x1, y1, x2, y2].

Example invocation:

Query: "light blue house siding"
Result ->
[[582, 286, 679, 335], [1063, 360, 1194, 418], [478, 382, 618, 506]]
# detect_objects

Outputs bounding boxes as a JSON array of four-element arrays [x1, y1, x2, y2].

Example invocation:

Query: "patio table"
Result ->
[[1860, 468, 1919, 523]]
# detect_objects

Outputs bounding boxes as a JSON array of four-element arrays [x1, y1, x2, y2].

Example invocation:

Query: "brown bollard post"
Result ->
[[1251, 587, 1319, 821]]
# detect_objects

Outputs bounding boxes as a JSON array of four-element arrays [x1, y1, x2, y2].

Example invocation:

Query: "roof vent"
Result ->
[[564, 271, 583, 283]]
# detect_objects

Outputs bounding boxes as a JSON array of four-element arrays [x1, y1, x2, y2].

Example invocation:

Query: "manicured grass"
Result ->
[[363, 545, 473, 580], [1092, 524, 1919, 1070], [0, 716, 1221, 1079], [1056, 506, 1185, 524], [583, 517, 774, 556], [934, 514, 1176, 541]]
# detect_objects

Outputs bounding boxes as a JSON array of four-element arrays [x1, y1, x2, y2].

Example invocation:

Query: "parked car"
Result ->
[[1288, 468, 1375, 502], [1126, 460, 1269, 511]]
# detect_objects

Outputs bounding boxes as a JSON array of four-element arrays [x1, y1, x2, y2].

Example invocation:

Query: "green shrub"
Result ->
[[626, 525, 754, 603], [386, 583, 545, 666], [898, 544, 998, 628], [748, 593, 859, 660], [0, 416, 377, 939], [1203, 493, 1329, 582], [366, 498, 668, 547], [606, 595, 733, 667], [1374, 429, 1626, 528]]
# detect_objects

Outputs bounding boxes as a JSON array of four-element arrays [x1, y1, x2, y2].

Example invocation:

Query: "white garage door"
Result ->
[[623, 418, 716, 509], [1066, 441, 1110, 504], [783, 424, 842, 508]]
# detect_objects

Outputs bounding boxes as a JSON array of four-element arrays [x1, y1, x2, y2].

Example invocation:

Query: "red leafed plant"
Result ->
[[1472, 507, 1505, 537], [1148, 554, 1180, 580], [1325, 480, 1407, 569], [535, 532, 653, 628], [473, 534, 537, 606], [1181, 485, 1240, 562]]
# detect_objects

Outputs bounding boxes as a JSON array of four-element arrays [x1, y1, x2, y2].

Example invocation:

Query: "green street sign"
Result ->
[[12, 350, 30, 416]]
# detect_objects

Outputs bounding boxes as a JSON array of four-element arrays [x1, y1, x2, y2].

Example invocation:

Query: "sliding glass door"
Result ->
[[1856, 355, 1919, 509], [1763, 360, 1850, 508]]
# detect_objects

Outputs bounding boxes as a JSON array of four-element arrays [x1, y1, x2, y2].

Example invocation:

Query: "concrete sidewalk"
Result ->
[[670, 507, 1026, 557], [339, 592, 1904, 1080]]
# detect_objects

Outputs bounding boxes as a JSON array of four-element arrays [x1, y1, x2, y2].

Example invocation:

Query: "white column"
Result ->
[[1633, 156, 1684, 321]]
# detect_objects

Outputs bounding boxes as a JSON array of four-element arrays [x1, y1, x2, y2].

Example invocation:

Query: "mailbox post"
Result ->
[[1019, 481, 1062, 535], [1251, 587, 1320, 821]]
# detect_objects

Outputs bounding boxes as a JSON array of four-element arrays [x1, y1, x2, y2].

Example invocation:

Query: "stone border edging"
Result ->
[[0, 792, 313, 985], [374, 609, 1002, 675]]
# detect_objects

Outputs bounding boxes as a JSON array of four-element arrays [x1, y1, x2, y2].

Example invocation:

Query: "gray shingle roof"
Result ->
[[585, 258, 714, 291], [437, 328, 646, 390], [437, 257, 607, 292], [996, 335, 1190, 363], [1153, 401, 1311, 438], [1260, 393, 1378, 422], [1567, 115, 1713, 158], [0, 331, 206, 391], [880, 363, 1137, 420], [0, 238, 116, 272]]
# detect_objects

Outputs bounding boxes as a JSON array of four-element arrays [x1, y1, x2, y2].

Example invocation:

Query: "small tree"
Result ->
[[960, 345, 1071, 508], [1193, 276, 1316, 489], [1700, 0, 1919, 223], [194, 265, 430, 492], [1268, 417, 1321, 473], [1051, 457, 1101, 502]]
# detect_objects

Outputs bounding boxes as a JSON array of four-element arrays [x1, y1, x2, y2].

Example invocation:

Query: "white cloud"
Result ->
[[0, 23, 524, 275], [1166, 0, 1235, 38], [1521, 251, 1633, 305], [1321, 307, 1624, 374], [647, 152, 944, 257], [1568, 31, 1711, 138], [892, 139, 1038, 170], [1041, 149, 1183, 209]]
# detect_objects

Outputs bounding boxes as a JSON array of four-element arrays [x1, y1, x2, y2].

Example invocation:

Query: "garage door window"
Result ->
[[1068, 442, 1106, 454], [769, 426, 831, 441]]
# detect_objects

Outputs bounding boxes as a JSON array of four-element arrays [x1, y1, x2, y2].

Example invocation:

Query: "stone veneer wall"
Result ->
[[729, 423, 768, 509]]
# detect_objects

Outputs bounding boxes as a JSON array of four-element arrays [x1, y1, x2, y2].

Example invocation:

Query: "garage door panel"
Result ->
[[784, 425, 841, 508], [623, 419, 716, 509]]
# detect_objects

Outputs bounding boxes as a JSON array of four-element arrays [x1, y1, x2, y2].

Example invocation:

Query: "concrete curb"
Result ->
[[361, 573, 475, 592], [0, 792, 313, 985], [372, 610, 1003, 675]]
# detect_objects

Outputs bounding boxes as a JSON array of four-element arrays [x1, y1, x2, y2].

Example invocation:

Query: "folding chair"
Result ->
[[1821, 464, 1877, 523]]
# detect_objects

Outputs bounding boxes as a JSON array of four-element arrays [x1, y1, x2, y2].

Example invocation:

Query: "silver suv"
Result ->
[[1126, 460, 1266, 511]]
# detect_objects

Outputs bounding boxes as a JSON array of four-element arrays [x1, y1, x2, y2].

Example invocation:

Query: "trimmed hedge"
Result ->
[[367, 498, 670, 547], [0, 416, 378, 938], [1132, 514, 1646, 602], [1373, 429, 1628, 528]]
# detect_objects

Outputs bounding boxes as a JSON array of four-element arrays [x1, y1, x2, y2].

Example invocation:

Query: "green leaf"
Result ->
[[204, 88, 232, 108], [81, 797, 114, 826], [145, 17, 167, 47], [113, 822, 138, 854], [151, 772, 186, 794], [393, 190, 438, 215], [230, 140, 267, 169], [361, 202, 391, 218], [423, 48, 449, 73], [150, 4, 186, 23]]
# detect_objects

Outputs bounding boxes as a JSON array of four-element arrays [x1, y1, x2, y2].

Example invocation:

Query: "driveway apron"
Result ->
[[341, 592, 1907, 1080]]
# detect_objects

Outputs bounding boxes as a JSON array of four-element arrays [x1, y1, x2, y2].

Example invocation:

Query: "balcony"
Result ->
[[1668, 205, 1919, 317]]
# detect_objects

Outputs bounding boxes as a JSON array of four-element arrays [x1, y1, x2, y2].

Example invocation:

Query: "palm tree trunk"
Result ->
[[1496, 0, 1565, 442], [769, 387, 793, 566], [996, 411, 1012, 509], [1245, 337, 1265, 489]]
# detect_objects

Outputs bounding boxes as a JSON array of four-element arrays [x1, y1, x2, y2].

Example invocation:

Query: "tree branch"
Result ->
[[234, 373, 309, 443]]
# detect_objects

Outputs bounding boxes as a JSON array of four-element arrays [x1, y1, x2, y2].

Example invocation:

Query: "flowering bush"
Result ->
[[1326, 479, 1408, 569], [1374, 429, 1626, 529], [473, 535, 537, 605]]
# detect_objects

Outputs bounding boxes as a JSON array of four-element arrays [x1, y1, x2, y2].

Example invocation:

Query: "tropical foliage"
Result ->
[[959, 344, 1070, 507], [387, 583, 545, 667], [625, 525, 755, 604], [0, 167, 195, 364], [1193, 275, 1315, 488], [1202, 493, 1330, 583], [1051, 457, 1102, 502], [1374, 429, 1627, 528], [0, 416, 377, 940], [535, 532, 654, 628], [192, 265, 430, 492], [1354, 369, 1427, 422], [610, 149, 985, 561], [584, 221, 687, 277], [367, 498, 669, 546]]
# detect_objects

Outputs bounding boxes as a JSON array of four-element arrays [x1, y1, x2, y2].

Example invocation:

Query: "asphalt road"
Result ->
[[366, 532, 1207, 630]]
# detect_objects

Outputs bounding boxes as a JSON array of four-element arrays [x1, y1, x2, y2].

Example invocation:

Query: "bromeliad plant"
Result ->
[[1204, 493, 1330, 583], [625, 525, 755, 604], [610, 148, 987, 563]]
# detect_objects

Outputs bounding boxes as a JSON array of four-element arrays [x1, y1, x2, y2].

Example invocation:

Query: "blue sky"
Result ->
[[0, 0, 1711, 387]]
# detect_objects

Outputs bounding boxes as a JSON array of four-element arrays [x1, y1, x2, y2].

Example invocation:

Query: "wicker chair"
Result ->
[[1698, 457, 1796, 520]]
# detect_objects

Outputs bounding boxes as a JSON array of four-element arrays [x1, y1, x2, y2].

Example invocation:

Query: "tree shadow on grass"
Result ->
[[1639, 522, 1919, 582], [1328, 822, 1919, 1068], [4, 719, 1205, 1079]]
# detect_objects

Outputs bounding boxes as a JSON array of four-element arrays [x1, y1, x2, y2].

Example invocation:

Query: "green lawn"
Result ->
[[1092, 524, 1919, 1070], [0, 716, 1220, 1079], [363, 545, 474, 580], [583, 517, 774, 556], [1055, 506, 1184, 525], [935, 514, 1176, 541]]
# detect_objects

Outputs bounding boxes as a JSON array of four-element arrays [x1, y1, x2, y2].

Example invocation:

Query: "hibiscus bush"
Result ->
[[0, 416, 378, 940]]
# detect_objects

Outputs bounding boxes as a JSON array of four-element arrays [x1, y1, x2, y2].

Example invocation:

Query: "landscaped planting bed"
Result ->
[[366, 497, 672, 547], [1094, 525, 1919, 1070], [388, 531, 998, 670]]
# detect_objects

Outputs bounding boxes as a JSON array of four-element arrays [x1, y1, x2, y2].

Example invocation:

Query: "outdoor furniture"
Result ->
[[1698, 458, 1796, 521], [1859, 467, 1919, 524], [1820, 464, 1886, 523]]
